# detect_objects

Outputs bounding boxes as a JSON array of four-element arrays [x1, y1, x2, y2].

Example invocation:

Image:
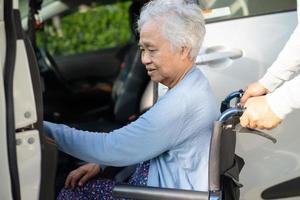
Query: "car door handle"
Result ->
[[196, 48, 243, 65]]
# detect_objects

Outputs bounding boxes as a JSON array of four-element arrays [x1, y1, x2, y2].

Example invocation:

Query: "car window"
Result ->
[[36, 1, 132, 56], [198, 0, 297, 23]]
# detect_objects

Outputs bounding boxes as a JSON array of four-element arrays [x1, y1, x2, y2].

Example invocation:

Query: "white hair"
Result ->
[[137, 0, 206, 61]]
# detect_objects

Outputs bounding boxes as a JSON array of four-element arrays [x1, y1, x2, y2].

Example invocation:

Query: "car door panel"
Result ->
[[2, 0, 57, 199], [0, 22, 5, 66], [16, 130, 41, 200], [201, 12, 297, 100], [14, 40, 37, 129], [23, 34, 57, 200], [2, 0, 22, 199], [0, 94, 13, 200], [201, 11, 299, 199], [0, 11, 13, 198]]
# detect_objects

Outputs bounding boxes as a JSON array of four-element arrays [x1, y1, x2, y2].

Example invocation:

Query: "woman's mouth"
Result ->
[[147, 68, 156, 76]]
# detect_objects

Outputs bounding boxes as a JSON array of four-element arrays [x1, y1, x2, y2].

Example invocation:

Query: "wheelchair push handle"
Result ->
[[220, 89, 244, 113], [218, 90, 277, 144], [219, 89, 245, 122], [218, 107, 244, 122]]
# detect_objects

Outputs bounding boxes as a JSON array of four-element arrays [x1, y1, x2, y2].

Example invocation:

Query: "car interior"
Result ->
[[37, 0, 151, 129], [24, 0, 153, 197]]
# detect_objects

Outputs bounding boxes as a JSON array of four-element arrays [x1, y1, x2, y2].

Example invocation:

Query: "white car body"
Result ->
[[201, 11, 299, 200], [160, 4, 300, 200]]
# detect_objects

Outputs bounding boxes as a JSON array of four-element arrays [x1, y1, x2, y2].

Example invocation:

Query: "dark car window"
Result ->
[[36, 1, 132, 56], [198, 0, 297, 23]]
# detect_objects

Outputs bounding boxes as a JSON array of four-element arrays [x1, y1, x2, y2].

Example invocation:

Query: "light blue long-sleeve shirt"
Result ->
[[43, 66, 219, 191]]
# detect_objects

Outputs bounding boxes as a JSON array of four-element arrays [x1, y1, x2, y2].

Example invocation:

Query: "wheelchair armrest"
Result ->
[[112, 184, 209, 200]]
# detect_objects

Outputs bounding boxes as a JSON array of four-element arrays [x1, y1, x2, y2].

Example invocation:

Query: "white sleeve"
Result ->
[[259, 4, 300, 92], [266, 74, 300, 119]]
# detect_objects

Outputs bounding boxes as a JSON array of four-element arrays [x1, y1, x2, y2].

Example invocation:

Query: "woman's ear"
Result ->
[[180, 46, 191, 60]]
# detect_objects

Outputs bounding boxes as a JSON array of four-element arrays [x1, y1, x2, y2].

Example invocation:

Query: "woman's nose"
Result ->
[[141, 51, 151, 65]]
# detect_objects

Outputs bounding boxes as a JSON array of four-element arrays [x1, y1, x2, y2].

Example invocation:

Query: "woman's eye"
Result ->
[[149, 49, 156, 52]]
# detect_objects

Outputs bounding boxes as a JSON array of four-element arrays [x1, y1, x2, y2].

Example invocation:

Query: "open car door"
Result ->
[[1, 0, 56, 199]]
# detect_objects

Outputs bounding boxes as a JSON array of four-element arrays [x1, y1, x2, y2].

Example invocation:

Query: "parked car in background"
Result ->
[[1, 0, 299, 199]]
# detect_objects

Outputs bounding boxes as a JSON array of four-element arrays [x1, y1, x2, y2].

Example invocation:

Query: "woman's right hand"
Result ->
[[65, 163, 101, 188]]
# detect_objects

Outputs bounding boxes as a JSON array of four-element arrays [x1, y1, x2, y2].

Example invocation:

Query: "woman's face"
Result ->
[[139, 20, 190, 88]]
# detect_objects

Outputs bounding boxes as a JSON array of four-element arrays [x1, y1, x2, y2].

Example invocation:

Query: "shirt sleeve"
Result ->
[[266, 74, 300, 119], [259, 5, 300, 92], [43, 95, 185, 167]]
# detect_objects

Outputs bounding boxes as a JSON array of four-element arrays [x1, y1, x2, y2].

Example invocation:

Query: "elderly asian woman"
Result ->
[[44, 0, 219, 199]]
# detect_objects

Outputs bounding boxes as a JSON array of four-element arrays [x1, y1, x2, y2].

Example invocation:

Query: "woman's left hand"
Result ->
[[65, 163, 101, 188]]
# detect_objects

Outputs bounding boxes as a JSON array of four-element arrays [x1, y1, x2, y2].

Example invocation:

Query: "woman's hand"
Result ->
[[45, 136, 56, 145], [65, 163, 101, 188]]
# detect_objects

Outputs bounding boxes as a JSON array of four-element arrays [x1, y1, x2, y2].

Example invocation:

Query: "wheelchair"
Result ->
[[112, 90, 276, 200]]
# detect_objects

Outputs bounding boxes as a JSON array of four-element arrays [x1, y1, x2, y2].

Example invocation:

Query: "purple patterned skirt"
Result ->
[[57, 161, 150, 200]]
